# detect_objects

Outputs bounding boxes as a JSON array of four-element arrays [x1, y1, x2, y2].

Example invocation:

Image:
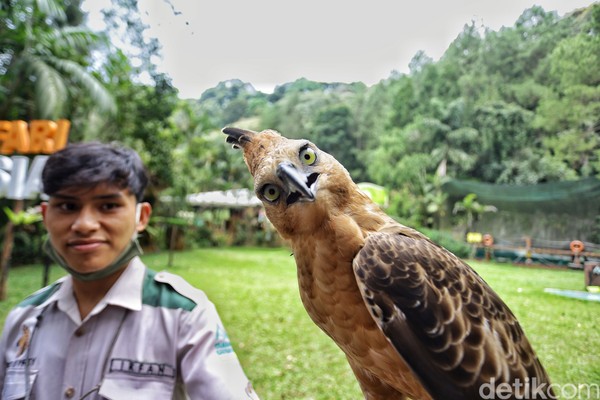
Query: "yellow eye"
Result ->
[[299, 147, 317, 165], [262, 184, 281, 202]]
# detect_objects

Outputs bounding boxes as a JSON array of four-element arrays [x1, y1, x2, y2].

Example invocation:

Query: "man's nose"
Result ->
[[71, 207, 100, 232]]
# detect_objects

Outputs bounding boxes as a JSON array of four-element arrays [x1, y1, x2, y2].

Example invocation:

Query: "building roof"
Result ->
[[186, 188, 262, 208]]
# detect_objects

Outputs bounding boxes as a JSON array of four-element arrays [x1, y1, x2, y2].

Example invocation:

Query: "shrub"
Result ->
[[419, 228, 471, 258]]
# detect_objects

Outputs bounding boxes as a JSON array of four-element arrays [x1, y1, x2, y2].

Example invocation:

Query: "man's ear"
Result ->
[[136, 202, 152, 232], [40, 202, 48, 226]]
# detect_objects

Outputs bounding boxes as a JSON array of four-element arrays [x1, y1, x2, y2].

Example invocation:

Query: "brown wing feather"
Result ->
[[353, 229, 554, 400]]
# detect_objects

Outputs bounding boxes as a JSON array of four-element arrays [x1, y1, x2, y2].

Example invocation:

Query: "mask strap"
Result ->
[[135, 203, 142, 225]]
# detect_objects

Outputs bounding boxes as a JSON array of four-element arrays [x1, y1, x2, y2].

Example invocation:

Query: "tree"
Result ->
[[0, 0, 115, 120], [549, 34, 600, 88], [482, 7, 563, 83], [165, 110, 251, 197], [312, 103, 363, 179], [388, 75, 417, 128], [352, 81, 394, 159], [452, 193, 497, 236], [471, 101, 535, 183], [443, 21, 483, 74]]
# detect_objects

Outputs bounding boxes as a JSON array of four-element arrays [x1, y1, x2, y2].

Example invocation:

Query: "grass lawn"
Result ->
[[1, 247, 599, 399]]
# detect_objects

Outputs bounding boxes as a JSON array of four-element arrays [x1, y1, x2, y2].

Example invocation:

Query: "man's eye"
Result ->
[[101, 203, 121, 211], [58, 203, 77, 211]]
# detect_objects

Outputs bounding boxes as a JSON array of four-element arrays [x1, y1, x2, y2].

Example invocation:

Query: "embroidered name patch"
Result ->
[[109, 359, 175, 378], [6, 358, 35, 368]]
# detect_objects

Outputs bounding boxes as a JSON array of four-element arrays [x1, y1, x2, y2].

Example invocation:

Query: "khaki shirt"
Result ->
[[0, 258, 259, 400]]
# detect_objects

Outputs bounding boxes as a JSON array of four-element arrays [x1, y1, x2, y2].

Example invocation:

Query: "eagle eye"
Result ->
[[299, 147, 317, 166], [262, 184, 281, 202]]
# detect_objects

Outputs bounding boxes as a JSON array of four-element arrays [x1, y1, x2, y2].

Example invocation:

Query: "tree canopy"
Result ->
[[1, 1, 598, 233]]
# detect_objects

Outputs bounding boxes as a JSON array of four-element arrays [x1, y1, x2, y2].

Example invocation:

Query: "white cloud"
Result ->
[[83, 0, 596, 98]]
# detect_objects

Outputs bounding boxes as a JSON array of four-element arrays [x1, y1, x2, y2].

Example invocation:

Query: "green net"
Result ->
[[442, 178, 600, 245], [443, 178, 600, 215]]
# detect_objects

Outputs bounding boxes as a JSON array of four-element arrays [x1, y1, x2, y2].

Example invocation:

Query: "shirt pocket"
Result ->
[[1, 366, 38, 400], [98, 376, 173, 400]]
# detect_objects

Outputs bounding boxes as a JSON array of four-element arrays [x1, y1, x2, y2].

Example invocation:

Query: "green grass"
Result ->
[[1, 248, 598, 399]]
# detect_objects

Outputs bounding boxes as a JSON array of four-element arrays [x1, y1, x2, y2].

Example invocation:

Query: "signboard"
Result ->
[[1, 120, 71, 300], [0, 120, 70, 200]]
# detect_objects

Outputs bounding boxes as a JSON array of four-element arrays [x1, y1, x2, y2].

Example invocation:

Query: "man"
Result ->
[[0, 142, 259, 399]]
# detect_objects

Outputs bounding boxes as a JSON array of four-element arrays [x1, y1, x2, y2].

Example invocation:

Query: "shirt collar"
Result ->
[[39, 257, 145, 324], [100, 256, 145, 311]]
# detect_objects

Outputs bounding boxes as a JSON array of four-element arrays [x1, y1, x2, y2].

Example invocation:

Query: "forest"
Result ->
[[1, 0, 599, 259]]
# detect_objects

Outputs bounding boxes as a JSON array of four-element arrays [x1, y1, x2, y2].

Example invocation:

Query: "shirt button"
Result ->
[[74, 327, 85, 337], [64, 386, 75, 398]]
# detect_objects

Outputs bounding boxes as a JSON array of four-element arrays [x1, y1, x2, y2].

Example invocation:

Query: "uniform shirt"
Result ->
[[0, 257, 260, 400]]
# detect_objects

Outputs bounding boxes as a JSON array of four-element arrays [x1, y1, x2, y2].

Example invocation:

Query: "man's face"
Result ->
[[41, 183, 151, 276]]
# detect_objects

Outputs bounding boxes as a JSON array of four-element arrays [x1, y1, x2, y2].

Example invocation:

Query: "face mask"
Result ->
[[43, 239, 143, 282]]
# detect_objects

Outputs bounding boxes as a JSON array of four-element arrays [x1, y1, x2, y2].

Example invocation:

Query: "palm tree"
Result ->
[[0, 0, 115, 120], [452, 193, 498, 236]]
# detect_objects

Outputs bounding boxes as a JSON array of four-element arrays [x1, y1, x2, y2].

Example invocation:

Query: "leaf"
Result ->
[[45, 27, 104, 50], [25, 55, 67, 119], [35, 0, 66, 21], [3, 206, 18, 223], [49, 58, 116, 114], [2, 207, 42, 225]]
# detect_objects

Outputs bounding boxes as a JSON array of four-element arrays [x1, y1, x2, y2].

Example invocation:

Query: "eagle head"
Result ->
[[223, 127, 359, 239]]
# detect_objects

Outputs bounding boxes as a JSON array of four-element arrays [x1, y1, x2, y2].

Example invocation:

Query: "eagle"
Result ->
[[222, 127, 555, 400]]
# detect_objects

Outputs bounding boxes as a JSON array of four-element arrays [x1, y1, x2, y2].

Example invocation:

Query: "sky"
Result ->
[[83, 0, 597, 99]]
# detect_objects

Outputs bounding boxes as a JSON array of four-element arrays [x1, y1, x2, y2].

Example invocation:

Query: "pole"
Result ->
[[0, 199, 24, 300], [168, 225, 178, 268]]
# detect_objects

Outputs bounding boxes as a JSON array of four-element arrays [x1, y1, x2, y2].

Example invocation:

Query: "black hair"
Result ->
[[42, 142, 149, 202]]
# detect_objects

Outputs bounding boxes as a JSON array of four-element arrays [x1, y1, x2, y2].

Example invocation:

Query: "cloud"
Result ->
[[84, 0, 596, 98]]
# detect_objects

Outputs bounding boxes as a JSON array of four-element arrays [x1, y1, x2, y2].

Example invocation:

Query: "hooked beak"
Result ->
[[276, 162, 319, 205]]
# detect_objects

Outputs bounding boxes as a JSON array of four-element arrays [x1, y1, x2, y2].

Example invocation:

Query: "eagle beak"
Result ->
[[277, 162, 317, 204]]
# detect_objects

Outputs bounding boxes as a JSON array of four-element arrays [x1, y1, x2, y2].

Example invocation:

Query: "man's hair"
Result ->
[[42, 142, 149, 201]]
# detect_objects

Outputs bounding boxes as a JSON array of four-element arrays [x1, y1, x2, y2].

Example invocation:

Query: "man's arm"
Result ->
[[177, 300, 260, 399]]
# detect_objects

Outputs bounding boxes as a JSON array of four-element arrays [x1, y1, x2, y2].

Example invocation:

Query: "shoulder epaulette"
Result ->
[[141, 269, 206, 311], [18, 280, 63, 307]]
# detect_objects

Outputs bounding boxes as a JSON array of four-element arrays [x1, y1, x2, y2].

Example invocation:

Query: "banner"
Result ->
[[0, 120, 70, 200]]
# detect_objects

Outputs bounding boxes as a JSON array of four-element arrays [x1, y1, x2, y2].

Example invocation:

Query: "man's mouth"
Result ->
[[68, 240, 105, 252]]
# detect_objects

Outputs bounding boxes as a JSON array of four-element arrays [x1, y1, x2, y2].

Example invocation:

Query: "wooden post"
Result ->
[[167, 225, 178, 268], [0, 199, 24, 300], [524, 236, 532, 265]]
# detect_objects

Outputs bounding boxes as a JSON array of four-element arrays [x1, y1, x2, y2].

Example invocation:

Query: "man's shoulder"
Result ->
[[142, 269, 208, 312], [17, 278, 65, 308]]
